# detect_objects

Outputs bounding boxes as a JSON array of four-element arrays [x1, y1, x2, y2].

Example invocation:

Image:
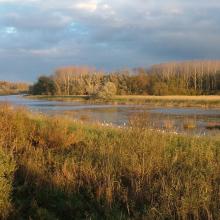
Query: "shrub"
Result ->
[[31, 76, 57, 95], [95, 82, 117, 99], [30, 117, 79, 149]]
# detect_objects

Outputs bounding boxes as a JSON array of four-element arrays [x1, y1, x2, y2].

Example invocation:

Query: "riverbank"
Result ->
[[0, 92, 25, 96], [1, 104, 220, 219], [26, 95, 220, 107]]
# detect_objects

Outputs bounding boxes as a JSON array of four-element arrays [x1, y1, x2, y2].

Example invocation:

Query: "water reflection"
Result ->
[[0, 95, 219, 135]]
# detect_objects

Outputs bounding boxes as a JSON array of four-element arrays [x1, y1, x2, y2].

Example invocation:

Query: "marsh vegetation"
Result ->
[[1, 95, 220, 136], [0, 104, 220, 219], [27, 94, 220, 109], [0, 81, 29, 96]]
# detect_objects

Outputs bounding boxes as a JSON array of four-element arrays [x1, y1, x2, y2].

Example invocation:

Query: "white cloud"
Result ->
[[1, 0, 220, 81], [0, 26, 17, 37], [75, 1, 98, 12], [163, 6, 183, 15], [4, 26, 17, 34]]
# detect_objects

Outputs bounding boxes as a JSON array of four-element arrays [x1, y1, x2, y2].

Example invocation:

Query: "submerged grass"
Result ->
[[0, 104, 220, 219]]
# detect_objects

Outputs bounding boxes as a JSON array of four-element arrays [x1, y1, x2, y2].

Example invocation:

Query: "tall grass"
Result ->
[[0, 147, 16, 219], [26, 94, 220, 107], [0, 104, 219, 219]]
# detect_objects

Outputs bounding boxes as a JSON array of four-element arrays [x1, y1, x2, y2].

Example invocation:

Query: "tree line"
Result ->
[[0, 81, 29, 95], [30, 60, 220, 97]]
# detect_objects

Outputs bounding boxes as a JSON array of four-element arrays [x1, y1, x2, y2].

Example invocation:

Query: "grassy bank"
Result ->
[[0, 92, 25, 96], [26, 95, 220, 107], [0, 104, 220, 219]]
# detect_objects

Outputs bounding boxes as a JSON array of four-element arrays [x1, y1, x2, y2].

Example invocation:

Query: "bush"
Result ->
[[95, 82, 117, 100], [0, 148, 16, 219], [31, 76, 57, 95]]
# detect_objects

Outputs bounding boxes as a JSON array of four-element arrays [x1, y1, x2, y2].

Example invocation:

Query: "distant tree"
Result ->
[[95, 82, 117, 99], [128, 72, 149, 95], [0, 81, 29, 95], [53, 66, 96, 95], [151, 82, 169, 96], [149, 60, 220, 95], [31, 76, 57, 95], [29, 60, 220, 97], [84, 72, 104, 95], [215, 71, 220, 94]]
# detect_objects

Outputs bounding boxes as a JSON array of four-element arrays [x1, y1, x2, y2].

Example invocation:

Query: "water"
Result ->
[[0, 95, 220, 135]]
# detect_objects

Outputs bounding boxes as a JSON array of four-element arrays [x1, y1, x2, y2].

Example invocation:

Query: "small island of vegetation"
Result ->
[[28, 60, 220, 107]]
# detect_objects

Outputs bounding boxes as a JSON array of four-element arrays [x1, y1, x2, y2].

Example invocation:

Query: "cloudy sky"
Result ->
[[0, 0, 220, 81]]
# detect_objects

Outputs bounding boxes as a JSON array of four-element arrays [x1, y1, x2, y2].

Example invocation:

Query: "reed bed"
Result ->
[[0, 104, 220, 219], [26, 95, 220, 108], [113, 95, 220, 107], [116, 95, 220, 101]]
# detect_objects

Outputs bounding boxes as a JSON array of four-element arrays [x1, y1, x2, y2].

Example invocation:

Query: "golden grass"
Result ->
[[115, 95, 220, 101], [0, 147, 16, 219], [113, 95, 220, 107], [27, 94, 220, 101], [0, 104, 220, 219], [183, 119, 197, 129], [26, 94, 220, 108]]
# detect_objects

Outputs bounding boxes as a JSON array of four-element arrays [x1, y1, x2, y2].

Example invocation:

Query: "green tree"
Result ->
[[31, 76, 57, 95]]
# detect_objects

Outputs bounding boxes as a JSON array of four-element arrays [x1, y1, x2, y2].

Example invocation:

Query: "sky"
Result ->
[[0, 0, 220, 82]]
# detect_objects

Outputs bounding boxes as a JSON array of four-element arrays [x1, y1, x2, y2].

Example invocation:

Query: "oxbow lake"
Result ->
[[0, 95, 220, 136]]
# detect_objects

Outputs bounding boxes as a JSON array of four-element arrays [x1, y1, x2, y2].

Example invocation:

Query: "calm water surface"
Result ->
[[0, 95, 219, 135]]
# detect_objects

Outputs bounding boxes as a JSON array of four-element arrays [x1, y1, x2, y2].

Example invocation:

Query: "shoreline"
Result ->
[[25, 94, 220, 108]]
